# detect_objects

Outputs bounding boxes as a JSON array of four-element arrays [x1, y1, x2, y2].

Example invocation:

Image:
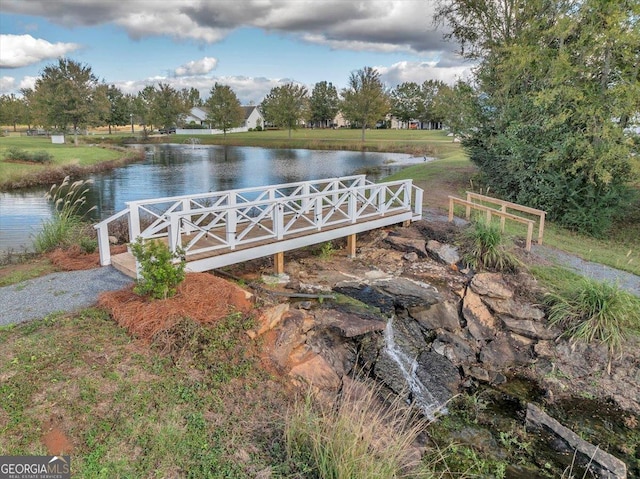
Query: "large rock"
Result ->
[[432, 330, 478, 365], [426, 240, 460, 265], [526, 404, 627, 479], [415, 350, 461, 404], [288, 347, 342, 391], [483, 296, 545, 320], [314, 309, 387, 337], [411, 300, 461, 332], [501, 316, 560, 340], [479, 336, 533, 367], [462, 290, 499, 341], [371, 277, 441, 312], [469, 273, 513, 299], [385, 235, 427, 257], [334, 281, 396, 315]]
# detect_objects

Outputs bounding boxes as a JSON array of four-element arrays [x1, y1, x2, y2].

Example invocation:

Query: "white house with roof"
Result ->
[[178, 105, 264, 134]]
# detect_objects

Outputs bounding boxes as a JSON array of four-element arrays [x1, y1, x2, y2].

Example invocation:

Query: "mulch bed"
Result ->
[[98, 273, 254, 341], [47, 244, 128, 271]]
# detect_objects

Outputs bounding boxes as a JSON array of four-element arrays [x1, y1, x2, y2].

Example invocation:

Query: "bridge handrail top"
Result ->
[[124, 175, 370, 207], [93, 207, 129, 230], [166, 179, 416, 218]]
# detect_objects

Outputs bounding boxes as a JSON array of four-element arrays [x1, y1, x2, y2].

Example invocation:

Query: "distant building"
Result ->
[[181, 105, 264, 134]]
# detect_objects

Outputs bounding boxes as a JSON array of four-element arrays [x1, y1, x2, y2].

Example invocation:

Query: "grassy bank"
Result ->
[[0, 136, 143, 190]]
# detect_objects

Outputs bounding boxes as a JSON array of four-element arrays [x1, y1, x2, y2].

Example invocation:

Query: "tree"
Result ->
[[419, 79, 447, 129], [261, 83, 309, 139], [103, 85, 130, 134], [341, 67, 390, 141], [0, 94, 25, 131], [390, 82, 422, 128], [204, 83, 244, 138], [436, 0, 640, 236], [181, 87, 203, 108], [149, 83, 189, 130], [431, 81, 477, 138], [309, 81, 340, 127], [30, 58, 102, 145]]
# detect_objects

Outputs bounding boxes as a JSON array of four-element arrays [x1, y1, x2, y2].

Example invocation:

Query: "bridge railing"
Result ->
[[166, 179, 421, 258]]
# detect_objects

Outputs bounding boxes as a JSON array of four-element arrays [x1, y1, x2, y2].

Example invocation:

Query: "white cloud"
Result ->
[[174, 57, 218, 76], [0, 34, 81, 68], [376, 60, 474, 87], [19, 76, 37, 91], [0, 76, 16, 93]]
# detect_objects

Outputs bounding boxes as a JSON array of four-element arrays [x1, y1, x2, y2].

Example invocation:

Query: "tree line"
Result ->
[[0, 59, 457, 142]]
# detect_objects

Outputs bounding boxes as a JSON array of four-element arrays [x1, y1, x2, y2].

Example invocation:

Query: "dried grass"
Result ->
[[98, 273, 253, 340], [47, 244, 127, 270]]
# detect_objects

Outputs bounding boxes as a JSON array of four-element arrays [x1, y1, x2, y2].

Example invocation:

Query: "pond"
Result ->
[[0, 144, 421, 253]]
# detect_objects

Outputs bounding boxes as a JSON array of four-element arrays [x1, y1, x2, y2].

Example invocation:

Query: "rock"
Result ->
[[501, 316, 560, 340], [433, 330, 477, 365], [463, 364, 491, 382], [426, 239, 460, 265], [288, 350, 342, 391], [256, 303, 290, 336], [371, 277, 440, 312], [525, 404, 627, 479], [403, 252, 419, 262], [462, 290, 499, 341], [470, 273, 513, 299], [415, 350, 461, 404], [270, 311, 307, 368], [334, 282, 396, 315], [108, 235, 118, 245], [483, 296, 545, 320], [411, 300, 461, 332], [534, 340, 556, 358], [298, 282, 332, 294], [479, 337, 532, 367], [385, 235, 427, 257], [313, 309, 387, 337], [262, 273, 290, 285]]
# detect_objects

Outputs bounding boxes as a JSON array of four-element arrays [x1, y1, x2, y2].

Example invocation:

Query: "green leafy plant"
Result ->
[[130, 238, 185, 300], [4, 147, 53, 164], [462, 218, 520, 272], [318, 241, 335, 259], [545, 277, 640, 374], [33, 176, 96, 252]]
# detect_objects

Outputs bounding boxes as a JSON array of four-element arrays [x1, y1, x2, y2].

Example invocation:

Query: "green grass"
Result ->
[[0, 309, 289, 477], [0, 136, 138, 189]]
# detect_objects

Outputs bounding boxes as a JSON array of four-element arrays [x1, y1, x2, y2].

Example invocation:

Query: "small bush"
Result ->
[[254, 125, 263, 131], [545, 277, 640, 373], [462, 219, 520, 272], [4, 147, 53, 164], [130, 238, 185, 300]]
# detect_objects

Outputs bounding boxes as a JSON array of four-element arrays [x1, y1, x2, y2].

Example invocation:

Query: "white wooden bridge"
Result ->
[[95, 175, 423, 278]]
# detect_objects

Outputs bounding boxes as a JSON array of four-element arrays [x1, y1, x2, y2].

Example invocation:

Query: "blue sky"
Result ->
[[0, 1, 472, 104]]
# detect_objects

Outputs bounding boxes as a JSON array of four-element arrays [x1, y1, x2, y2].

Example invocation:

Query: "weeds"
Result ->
[[4, 147, 53, 164], [461, 218, 520, 272], [544, 277, 640, 373], [32, 176, 96, 253]]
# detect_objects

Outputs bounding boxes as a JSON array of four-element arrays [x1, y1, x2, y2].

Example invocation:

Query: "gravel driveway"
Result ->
[[0, 267, 133, 326]]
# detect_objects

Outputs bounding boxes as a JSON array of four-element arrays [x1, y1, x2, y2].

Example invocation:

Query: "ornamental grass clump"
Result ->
[[545, 277, 640, 374], [462, 218, 520, 272], [33, 176, 96, 253], [130, 238, 185, 300]]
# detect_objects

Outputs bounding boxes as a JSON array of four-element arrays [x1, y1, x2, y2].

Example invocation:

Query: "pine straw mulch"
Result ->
[[98, 273, 254, 341], [47, 244, 128, 271]]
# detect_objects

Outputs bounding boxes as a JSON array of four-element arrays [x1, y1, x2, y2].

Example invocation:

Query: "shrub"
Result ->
[[254, 125, 263, 131], [130, 238, 185, 300], [462, 218, 520, 272], [4, 147, 54, 164], [545, 277, 640, 373], [33, 176, 95, 252]]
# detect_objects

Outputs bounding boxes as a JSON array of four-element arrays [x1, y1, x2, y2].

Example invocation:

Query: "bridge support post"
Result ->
[[274, 251, 285, 275], [347, 234, 357, 258]]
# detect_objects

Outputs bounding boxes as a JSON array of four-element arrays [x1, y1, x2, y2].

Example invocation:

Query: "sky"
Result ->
[[0, 0, 473, 105]]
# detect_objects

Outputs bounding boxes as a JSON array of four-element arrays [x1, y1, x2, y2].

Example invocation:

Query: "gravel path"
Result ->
[[0, 267, 133, 326]]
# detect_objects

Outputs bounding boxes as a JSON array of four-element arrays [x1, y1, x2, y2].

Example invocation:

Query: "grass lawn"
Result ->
[[0, 136, 139, 190]]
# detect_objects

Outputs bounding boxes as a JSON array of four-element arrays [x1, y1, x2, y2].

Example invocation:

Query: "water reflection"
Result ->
[[1, 144, 414, 251]]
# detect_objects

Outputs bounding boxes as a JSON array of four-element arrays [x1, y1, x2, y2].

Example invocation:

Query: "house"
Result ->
[[180, 105, 264, 134]]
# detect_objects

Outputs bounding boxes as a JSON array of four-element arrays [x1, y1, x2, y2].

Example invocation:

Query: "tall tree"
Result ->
[[390, 82, 422, 128], [437, 0, 640, 236], [181, 87, 203, 108], [419, 79, 447, 128], [150, 83, 189, 130], [30, 58, 101, 145], [341, 67, 390, 141], [0, 94, 25, 131], [101, 85, 130, 134], [261, 83, 309, 139], [309, 81, 340, 127], [204, 83, 244, 138]]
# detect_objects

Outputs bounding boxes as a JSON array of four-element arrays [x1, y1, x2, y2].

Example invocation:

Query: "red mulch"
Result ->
[[98, 273, 254, 341], [47, 244, 128, 271]]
